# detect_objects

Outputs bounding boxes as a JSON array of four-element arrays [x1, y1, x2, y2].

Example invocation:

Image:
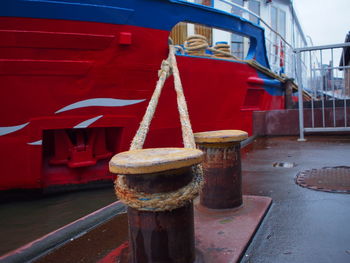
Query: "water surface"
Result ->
[[0, 188, 116, 255]]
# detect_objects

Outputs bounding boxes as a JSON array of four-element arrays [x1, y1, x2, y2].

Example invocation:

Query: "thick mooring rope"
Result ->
[[213, 43, 230, 54], [208, 46, 238, 59], [184, 34, 209, 56], [170, 45, 196, 149], [183, 34, 311, 101], [129, 59, 172, 151], [115, 46, 203, 212], [211, 42, 233, 59], [184, 35, 239, 59]]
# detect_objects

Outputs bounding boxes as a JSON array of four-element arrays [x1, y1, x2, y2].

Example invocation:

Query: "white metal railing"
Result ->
[[185, 0, 307, 80], [216, 0, 297, 78], [296, 42, 350, 140], [219, 0, 292, 46]]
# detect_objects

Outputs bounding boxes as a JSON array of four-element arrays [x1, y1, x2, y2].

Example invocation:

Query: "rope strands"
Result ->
[[169, 45, 205, 196], [129, 58, 171, 151], [112, 46, 204, 212], [184, 35, 238, 59], [111, 147, 204, 211], [184, 34, 209, 56], [208, 46, 238, 59], [182, 34, 311, 100], [169, 45, 196, 149], [114, 35, 311, 211], [114, 169, 203, 211], [211, 42, 234, 59]]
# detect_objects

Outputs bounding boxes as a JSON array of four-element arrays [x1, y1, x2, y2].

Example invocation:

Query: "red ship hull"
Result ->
[[0, 17, 284, 191]]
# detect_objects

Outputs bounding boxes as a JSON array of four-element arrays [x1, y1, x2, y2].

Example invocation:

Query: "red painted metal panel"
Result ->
[[0, 30, 115, 49], [0, 59, 92, 75], [0, 17, 284, 190]]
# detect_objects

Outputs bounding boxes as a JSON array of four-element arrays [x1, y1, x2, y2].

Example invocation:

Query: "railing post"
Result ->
[[194, 130, 248, 209], [109, 148, 204, 263], [296, 50, 306, 141]]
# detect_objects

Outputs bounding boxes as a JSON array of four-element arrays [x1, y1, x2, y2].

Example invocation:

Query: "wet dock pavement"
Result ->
[[241, 136, 350, 263], [1, 135, 350, 262]]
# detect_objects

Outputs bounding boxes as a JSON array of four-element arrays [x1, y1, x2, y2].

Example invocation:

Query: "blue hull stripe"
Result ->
[[257, 71, 284, 96], [1, 0, 134, 25], [1, 0, 271, 68]]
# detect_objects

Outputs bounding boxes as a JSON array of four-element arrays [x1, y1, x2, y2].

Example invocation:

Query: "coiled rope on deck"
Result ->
[[183, 34, 311, 100], [211, 42, 232, 59], [115, 45, 203, 212], [184, 34, 209, 56], [184, 34, 239, 59]]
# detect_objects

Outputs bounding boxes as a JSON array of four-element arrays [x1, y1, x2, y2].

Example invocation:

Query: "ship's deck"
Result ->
[[241, 136, 350, 263]]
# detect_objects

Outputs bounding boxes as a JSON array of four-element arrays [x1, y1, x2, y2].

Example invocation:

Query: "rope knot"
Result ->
[[158, 59, 172, 78]]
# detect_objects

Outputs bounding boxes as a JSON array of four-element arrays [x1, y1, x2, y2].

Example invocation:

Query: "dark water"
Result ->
[[0, 138, 260, 257], [0, 188, 116, 256]]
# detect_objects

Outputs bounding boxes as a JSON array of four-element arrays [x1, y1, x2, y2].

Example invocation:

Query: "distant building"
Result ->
[[339, 31, 350, 96]]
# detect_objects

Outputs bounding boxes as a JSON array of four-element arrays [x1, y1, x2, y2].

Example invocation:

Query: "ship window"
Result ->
[[271, 6, 278, 32], [248, 0, 260, 24], [270, 6, 286, 65], [278, 10, 286, 38], [231, 33, 248, 59], [230, 0, 251, 59], [194, 0, 212, 6], [271, 7, 286, 38], [231, 0, 244, 16]]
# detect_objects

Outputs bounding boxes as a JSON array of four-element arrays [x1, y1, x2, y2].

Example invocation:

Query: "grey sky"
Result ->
[[294, 0, 349, 46]]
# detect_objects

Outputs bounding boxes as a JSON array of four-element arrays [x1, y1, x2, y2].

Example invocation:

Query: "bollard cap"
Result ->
[[215, 41, 228, 45], [109, 148, 203, 174], [194, 130, 248, 143]]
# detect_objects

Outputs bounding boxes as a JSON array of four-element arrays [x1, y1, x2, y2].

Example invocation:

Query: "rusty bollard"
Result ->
[[109, 148, 204, 263], [284, 78, 295, 109], [194, 130, 248, 209]]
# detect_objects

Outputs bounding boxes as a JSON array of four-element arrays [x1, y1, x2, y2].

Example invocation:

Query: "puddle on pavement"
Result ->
[[272, 162, 297, 168]]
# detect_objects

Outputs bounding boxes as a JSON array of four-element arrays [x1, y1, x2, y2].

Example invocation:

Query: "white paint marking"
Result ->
[[73, 115, 103, 129], [55, 98, 145, 114], [28, 140, 43, 146], [0, 122, 29, 136]]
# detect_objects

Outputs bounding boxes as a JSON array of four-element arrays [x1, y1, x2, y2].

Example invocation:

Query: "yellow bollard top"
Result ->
[[194, 130, 248, 143], [109, 148, 203, 174]]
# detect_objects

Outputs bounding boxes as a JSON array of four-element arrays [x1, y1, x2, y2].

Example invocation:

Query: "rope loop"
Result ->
[[115, 45, 203, 211], [115, 165, 203, 211]]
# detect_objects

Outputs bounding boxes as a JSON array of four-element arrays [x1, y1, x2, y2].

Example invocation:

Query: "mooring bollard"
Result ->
[[109, 148, 203, 263], [284, 78, 295, 109], [194, 130, 248, 209]]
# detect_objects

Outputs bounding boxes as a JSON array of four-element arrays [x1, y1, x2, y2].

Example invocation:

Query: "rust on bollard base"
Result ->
[[102, 241, 205, 263], [127, 203, 195, 262], [109, 148, 204, 263], [194, 130, 248, 209]]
